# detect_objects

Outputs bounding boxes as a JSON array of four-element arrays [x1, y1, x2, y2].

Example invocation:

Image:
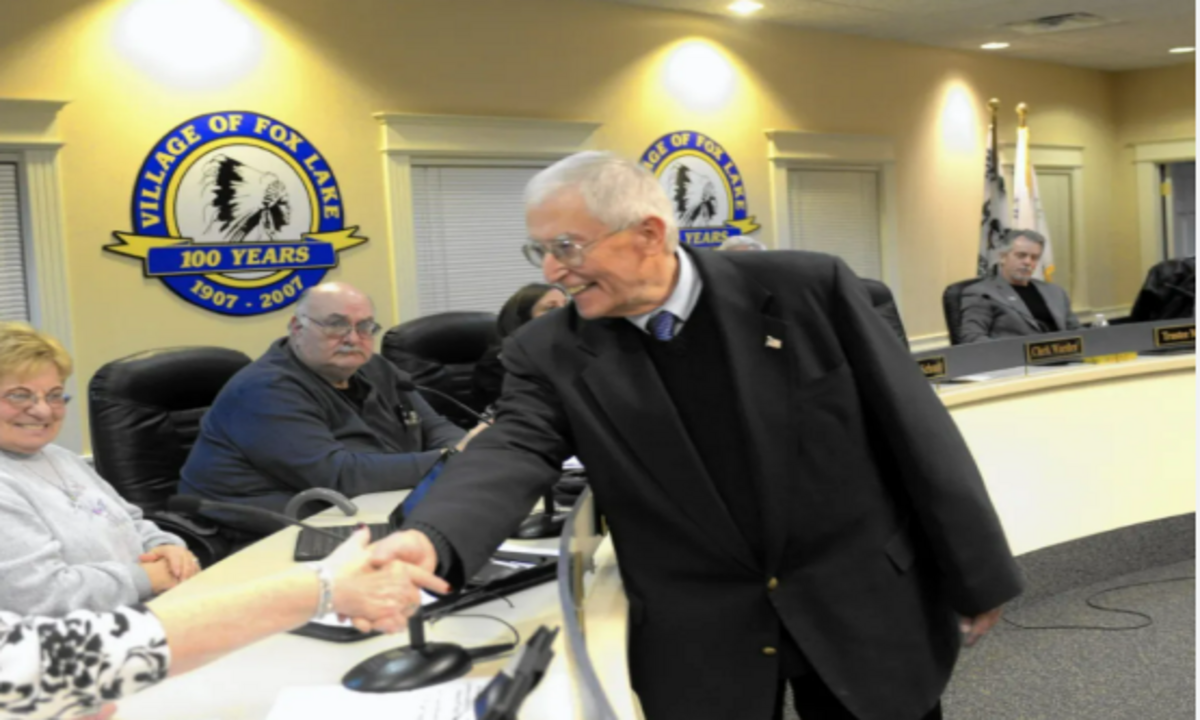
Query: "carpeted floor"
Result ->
[[782, 560, 1195, 720], [944, 559, 1194, 719]]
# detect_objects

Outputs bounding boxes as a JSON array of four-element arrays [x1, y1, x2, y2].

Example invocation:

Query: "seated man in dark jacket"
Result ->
[[180, 282, 471, 539], [960, 229, 1079, 343]]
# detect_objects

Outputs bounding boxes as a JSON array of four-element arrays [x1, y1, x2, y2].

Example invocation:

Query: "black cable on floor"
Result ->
[[1002, 575, 1195, 632]]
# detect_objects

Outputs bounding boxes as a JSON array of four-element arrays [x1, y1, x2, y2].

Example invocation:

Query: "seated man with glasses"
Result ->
[[180, 282, 470, 542]]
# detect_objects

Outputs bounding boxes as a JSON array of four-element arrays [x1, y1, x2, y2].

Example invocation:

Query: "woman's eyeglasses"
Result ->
[[2, 390, 70, 410]]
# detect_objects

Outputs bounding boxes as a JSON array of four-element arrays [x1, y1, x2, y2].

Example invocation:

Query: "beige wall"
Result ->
[[1109, 63, 1196, 294], [1115, 63, 1197, 144], [0, 0, 1193, 449]]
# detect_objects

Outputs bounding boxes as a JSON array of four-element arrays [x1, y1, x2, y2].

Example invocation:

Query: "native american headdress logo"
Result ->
[[108, 112, 367, 316], [200, 154, 292, 243], [639, 131, 760, 249]]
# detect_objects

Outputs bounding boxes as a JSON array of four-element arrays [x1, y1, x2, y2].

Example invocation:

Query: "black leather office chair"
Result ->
[[1128, 257, 1196, 322], [381, 312, 499, 428], [860, 279, 908, 345], [943, 278, 983, 345], [89, 346, 252, 567]]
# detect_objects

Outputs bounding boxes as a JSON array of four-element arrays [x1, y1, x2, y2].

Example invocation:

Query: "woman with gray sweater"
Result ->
[[0, 323, 200, 616]]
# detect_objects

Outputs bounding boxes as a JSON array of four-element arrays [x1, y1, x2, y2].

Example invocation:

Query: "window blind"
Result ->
[[411, 165, 549, 316], [787, 169, 882, 280], [0, 163, 30, 322]]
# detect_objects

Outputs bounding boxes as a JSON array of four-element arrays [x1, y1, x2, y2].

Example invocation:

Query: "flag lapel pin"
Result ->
[[765, 336, 783, 350]]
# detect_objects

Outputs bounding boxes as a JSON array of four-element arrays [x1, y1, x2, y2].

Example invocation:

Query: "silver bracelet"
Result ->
[[307, 561, 335, 619]]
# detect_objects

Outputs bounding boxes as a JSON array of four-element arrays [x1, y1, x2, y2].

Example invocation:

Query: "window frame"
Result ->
[[0, 98, 80, 451], [374, 113, 601, 324], [783, 164, 885, 282], [766, 130, 900, 301], [409, 161, 553, 316], [0, 152, 35, 323], [1132, 139, 1196, 275]]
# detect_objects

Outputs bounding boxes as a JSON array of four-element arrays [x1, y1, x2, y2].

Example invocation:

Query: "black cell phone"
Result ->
[[289, 621, 380, 643]]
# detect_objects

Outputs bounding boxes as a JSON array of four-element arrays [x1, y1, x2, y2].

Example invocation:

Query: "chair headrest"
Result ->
[[943, 278, 983, 345], [944, 277, 983, 300], [382, 312, 499, 365], [88, 347, 252, 510], [89, 346, 253, 410], [858, 279, 907, 344], [859, 278, 894, 308]]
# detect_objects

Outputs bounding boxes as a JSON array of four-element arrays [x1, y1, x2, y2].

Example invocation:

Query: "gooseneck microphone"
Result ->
[[283, 488, 359, 520], [394, 378, 494, 426], [166, 495, 348, 543], [342, 608, 515, 693]]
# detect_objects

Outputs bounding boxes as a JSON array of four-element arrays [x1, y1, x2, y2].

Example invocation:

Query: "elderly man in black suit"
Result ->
[[960, 229, 1080, 343], [368, 152, 1023, 720]]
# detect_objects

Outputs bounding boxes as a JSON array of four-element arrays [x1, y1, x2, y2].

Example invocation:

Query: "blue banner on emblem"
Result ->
[[145, 242, 337, 276]]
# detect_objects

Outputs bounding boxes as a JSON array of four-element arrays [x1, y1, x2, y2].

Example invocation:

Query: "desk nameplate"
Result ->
[[918, 356, 947, 380], [1025, 336, 1084, 363], [1154, 323, 1196, 348]]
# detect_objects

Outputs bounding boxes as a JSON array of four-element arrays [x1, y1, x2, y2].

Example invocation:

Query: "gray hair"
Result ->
[[717, 236, 766, 252], [525, 151, 679, 252], [997, 229, 1046, 255]]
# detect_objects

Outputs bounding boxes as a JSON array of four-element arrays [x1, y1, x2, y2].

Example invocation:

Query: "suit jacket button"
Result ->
[[767, 577, 779, 591], [762, 646, 777, 656]]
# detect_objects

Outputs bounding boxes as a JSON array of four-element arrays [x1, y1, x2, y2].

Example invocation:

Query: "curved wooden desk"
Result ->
[[115, 491, 571, 720], [937, 354, 1195, 555]]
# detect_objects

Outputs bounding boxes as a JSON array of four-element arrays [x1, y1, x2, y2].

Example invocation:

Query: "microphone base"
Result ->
[[513, 512, 567, 539], [343, 643, 472, 693]]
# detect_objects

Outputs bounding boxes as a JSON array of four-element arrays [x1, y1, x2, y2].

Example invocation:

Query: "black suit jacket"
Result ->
[[405, 249, 1023, 720]]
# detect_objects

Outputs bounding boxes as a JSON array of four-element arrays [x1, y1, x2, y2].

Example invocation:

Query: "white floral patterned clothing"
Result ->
[[0, 605, 170, 719]]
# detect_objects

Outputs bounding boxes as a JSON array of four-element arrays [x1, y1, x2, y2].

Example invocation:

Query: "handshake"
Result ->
[[320, 528, 451, 634]]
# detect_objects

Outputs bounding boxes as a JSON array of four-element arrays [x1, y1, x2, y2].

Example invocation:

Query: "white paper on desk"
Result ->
[[267, 677, 489, 720], [948, 367, 1030, 383], [497, 540, 560, 557]]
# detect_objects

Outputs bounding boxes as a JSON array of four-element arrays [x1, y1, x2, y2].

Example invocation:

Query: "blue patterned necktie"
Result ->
[[649, 310, 677, 341]]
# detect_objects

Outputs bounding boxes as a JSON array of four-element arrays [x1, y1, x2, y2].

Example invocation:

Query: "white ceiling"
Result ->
[[596, 0, 1197, 70]]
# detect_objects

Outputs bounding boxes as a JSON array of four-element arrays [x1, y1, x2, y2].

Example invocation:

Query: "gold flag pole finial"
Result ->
[[1016, 102, 1028, 128], [988, 98, 1000, 120]]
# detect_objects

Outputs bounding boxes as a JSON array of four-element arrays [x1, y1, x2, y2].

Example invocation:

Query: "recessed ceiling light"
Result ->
[[664, 41, 737, 111], [1169, 46, 1195, 54], [114, 0, 263, 89], [981, 42, 1011, 50], [728, 1, 763, 16]]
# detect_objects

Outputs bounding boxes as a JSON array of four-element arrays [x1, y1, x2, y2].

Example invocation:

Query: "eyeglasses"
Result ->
[[521, 225, 629, 269], [2, 390, 71, 410], [300, 314, 383, 339]]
